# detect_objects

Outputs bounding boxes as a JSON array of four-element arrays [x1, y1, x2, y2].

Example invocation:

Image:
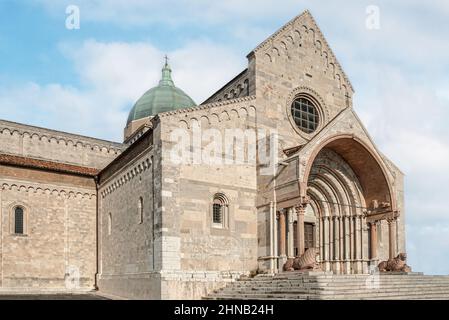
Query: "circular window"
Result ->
[[291, 97, 319, 134]]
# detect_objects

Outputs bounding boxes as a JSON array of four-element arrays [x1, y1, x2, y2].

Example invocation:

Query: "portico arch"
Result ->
[[302, 134, 396, 211]]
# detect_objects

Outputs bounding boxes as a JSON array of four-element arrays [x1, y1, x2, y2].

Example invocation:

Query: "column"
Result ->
[[319, 216, 323, 263], [361, 215, 369, 274], [395, 218, 400, 256], [269, 202, 274, 272], [274, 210, 279, 272], [333, 216, 340, 273], [355, 214, 362, 273], [323, 216, 330, 271], [350, 216, 354, 260], [279, 211, 286, 257], [370, 222, 378, 260], [344, 215, 350, 274], [287, 208, 294, 257], [295, 205, 305, 256], [388, 218, 396, 259], [329, 215, 334, 266], [339, 216, 344, 272]]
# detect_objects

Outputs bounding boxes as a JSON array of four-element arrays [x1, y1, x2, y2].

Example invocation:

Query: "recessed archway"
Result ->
[[302, 134, 395, 211]]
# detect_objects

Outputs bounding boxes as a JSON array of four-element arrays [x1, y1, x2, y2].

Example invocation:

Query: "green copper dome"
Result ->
[[127, 60, 196, 124]]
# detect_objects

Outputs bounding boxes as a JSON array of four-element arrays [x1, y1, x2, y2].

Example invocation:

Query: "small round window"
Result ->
[[291, 97, 319, 134]]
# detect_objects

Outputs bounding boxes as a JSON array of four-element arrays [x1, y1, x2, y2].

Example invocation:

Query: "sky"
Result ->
[[0, 0, 448, 274]]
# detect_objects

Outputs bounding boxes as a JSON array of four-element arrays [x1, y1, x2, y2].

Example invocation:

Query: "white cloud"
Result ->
[[0, 39, 244, 141], [354, 64, 449, 274]]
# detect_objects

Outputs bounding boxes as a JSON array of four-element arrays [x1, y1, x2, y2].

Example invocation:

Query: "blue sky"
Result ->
[[0, 0, 448, 274]]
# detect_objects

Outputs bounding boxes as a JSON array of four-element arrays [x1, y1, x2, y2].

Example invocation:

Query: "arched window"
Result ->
[[138, 197, 144, 224], [212, 193, 229, 229], [14, 207, 24, 234], [108, 213, 112, 236]]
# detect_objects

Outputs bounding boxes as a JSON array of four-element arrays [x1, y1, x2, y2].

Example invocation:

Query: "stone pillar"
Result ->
[[287, 208, 294, 258], [329, 216, 335, 262], [350, 215, 354, 262], [279, 211, 286, 258], [355, 214, 362, 273], [370, 222, 378, 260], [295, 205, 305, 256], [323, 216, 330, 271], [344, 215, 350, 274], [388, 218, 396, 259], [361, 214, 368, 274], [339, 216, 344, 272], [333, 216, 340, 273], [319, 216, 323, 263], [274, 210, 279, 272], [269, 202, 274, 272]]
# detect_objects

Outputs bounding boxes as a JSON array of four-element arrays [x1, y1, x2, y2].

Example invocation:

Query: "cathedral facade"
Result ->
[[0, 11, 405, 299]]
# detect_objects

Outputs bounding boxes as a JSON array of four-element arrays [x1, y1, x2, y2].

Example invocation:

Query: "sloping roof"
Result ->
[[0, 154, 99, 177]]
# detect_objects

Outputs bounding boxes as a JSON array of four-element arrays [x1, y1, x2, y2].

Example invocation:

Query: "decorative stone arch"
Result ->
[[301, 134, 396, 211], [211, 192, 230, 230]]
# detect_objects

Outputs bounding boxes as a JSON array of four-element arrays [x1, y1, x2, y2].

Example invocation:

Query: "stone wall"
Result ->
[[0, 120, 124, 169], [0, 165, 96, 291], [96, 131, 160, 299], [157, 98, 259, 299]]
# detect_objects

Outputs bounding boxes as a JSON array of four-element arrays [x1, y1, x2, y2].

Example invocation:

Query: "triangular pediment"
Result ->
[[249, 10, 354, 94]]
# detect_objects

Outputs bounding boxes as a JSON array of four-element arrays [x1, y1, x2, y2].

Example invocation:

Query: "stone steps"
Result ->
[[217, 288, 449, 298], [227, 281, 449, 290], [205, 273, 449, 300], [207, 290, 449, 300], [219, 285, 449, 294]]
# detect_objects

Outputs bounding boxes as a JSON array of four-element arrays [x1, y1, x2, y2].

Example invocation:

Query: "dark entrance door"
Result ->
[[304, 223, 314, 251], [294, 222, 315, 256]]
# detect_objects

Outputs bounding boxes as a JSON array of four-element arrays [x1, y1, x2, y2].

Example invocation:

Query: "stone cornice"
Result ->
[[100, 154, 152, 199], [0, 119, 124, 155], [156, 95, 256, 119], [0, 180, 96, 199]]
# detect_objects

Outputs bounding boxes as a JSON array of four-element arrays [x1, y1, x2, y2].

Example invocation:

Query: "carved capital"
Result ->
[[294, 205, 305, 215], [294, 195, 310, 215], [387, 217, 397, 224]]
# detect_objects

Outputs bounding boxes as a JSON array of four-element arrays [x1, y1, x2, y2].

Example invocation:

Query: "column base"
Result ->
[[362, 261, 369, 274], [355, 261, 363, 274], [344, 261, 351, 274], [278, 255, 287, 271], [332, 261, 341, 274]]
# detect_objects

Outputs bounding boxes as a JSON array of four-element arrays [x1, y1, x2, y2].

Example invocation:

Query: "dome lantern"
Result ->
[[126, 58, 196, 127]]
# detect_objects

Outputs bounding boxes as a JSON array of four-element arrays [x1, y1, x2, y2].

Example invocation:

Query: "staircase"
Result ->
[[205, 272, 449, 300]]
